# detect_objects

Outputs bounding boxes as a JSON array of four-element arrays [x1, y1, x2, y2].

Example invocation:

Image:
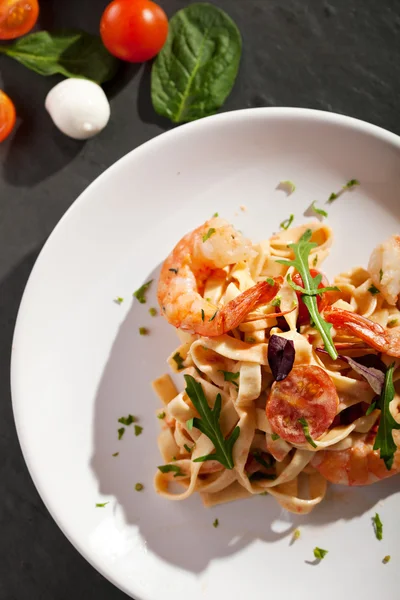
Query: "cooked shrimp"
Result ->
[[324, 306, 400, 357], [158, 217, 281, 335], [368, 234, 400, 305], [311, 433, 400, 485]]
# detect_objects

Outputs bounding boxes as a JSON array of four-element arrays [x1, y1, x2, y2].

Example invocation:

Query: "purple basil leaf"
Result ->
[[268, 335, 295, 381], [316, 348, 385, 395]]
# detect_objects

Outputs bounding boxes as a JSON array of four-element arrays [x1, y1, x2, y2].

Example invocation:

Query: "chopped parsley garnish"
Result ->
[[271, 433, 280, 441], [266, 277, 275, 286], [184, 375, 240, 469], [186, 418, 194, 430], [184, 444, 192, 453], [172, 351, 185, 370], [271, 296, 281, 307], [373, 513, 383, 540], [139, 327, 149, 335], [213, 518, 219, 528], [298, 417, 317, 448], [135, 483, 144, 491], [311, 201, 328, 218], [158, 464, 185, 477], [133, 280, 153, 304], [313, 254, 318, 266], [118, 414, 137, 426], [277, 229, 338, 359], [343, 179, 360, 189], [219, 370, 240, 387], [292, 528, 301, 541], [157, 411, 166, 419], [112, 452, 119, 457], [280, 214, 294, 230], [365, 401, 377, 416], [383, 555, 391, 564], [134, 425, 143, 437], [373, 363, 400, 470], [213, 212, 219, 217], [149, 307, 157, 317], [118, 427, 125, 440], [114, 297, 124, 304], [201, 309, 205, 322], [169, 268, 178, 274], [328, 192, 338, 202], [379, 269, 383, 282], [368, 284, 380, 295], [388, 319, 398, 328], [247, 337, 256, 343], [313, 547, 328, 560], [203, 228, 216, 242], [209, 310, 218, 322], [96, 502, 109, 508]]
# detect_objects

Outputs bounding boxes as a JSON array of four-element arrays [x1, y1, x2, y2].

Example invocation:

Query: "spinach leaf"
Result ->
[[151, 3, 242, 123], [0, 31, 118, 83]]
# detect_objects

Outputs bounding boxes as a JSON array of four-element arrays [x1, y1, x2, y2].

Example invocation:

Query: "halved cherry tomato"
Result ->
[[0, 91, 16, 142], [292, 268, 330, 325], [0, 0, 39, 40], [100, 0, 168, 63], [266, 365, 338, 444]]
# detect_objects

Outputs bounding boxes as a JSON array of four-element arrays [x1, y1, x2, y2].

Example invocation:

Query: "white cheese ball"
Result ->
[[45, 78, 110, 140]]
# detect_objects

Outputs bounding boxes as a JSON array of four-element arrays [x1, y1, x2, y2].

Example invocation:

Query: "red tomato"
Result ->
[[0, 91, 16, 142], [0, 0, 39, 40], [292, 268, 330, 325], [266, 365, 338, 444], [100, 0, 168, 63]]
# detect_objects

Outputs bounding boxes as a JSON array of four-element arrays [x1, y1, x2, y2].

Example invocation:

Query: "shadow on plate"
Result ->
[[90, 264, 399, 574]]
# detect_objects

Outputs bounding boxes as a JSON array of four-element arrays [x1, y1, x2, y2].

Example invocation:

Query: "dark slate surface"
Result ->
[[1, 0, 399, 598]]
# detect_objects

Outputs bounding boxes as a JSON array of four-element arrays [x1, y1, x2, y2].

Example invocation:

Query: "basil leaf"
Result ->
[[316, 349, 385, 395], [0, 30, 118, 83], [151, 3, 242, 123], [267, 335, 295, 382]]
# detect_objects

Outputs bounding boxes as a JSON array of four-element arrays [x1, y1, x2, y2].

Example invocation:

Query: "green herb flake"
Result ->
[[379, 269, 384, 283], [313, 254, 318, 267], [373, 363, 400, 470], [203, 228, 216, 243], [298, 417, 317, 448], [157, 464, 186, 477], [388, 319, 398, 328], [260, 491, 268, 496], [172, 352, 185, 371], [328, 192, 338, 203], [383, 555, 391, 564], [365, 401, 377, 416], [373, 513, 383, 540], [219, 370, 240, 387], [139, 327, 149, 335], [118, 414, 137, 426], [279, 180, 296, 194], [271, 296, 281, 307], [184, 375, 240, 469], [213, 212, 219, 218], [96, 502, 109, 508], [112, 452, 119, 457], [247, 336, 256, 343], [134, 425, 143, 437], [266, 277, 275, 286], [292, 528, 301, 541], [133, 280, 153, 304], [135, 483, 144, 492], [157, 411, 166, 420], [313, 547, 328, 560], [311, 201, 328, 218], [184, 443, 192, 453], [209, 310, 218, 322], [118, 427, 125, 440], [213, 518, 219, 528], [149, 307, 158, 317], [201, 309, 205, 322], [343, 179, 360, 189], [271, 433, 280, 441], [368, 284, 380, 295], [276, 229, 338, 360], [205, 297, 212, 302], [280, 214, 294, 230], [169, 268, 178, 274], [186, 418, 194, 431], [114, 297, 124, 305]]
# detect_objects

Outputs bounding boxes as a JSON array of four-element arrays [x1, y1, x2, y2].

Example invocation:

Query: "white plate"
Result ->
[[11, 108, 400, 600]]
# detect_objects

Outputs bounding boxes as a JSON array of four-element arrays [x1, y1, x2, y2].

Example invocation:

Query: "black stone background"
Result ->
[[1, 0, 399, 598]]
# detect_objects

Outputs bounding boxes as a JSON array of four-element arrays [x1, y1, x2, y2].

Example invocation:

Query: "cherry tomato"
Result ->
[[266, 365, 338, 444], [292, 268, 330, 325], [0, 0, 39, 40], [100, 0, 168, 63], [0, 91, 16, 142]]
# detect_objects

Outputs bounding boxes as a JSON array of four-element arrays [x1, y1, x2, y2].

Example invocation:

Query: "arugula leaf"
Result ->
[[0, 30, 118, 83], [368, 284, 380, 295], [133, 280, 153, 304], [366, 401, 377, 416], [373, 513, 383, 540], [276, 229, 338, 359], [151, 4, 242, 123], [373, 363, 400, 470], [118, 414, 137, 426], [298, 417, 317, 448], [313, 547, 328, 560], [311, 201, 328, 218], [158, 464, 186, 477], [172, 352, 185, 370], [280, 214, 294, 230], [184, 374, 240, 469], [218, 370, 240, 387]]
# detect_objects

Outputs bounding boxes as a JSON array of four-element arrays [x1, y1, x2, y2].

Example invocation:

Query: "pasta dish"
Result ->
[[152, 217, 400, 514]]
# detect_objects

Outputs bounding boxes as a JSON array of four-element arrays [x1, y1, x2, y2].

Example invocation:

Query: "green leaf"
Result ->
[[218, 370, 240, 387], [149, 307, 158, 317], [373, 363, 400, 470], [134, 425, 143, 437], [118, 427, 125, 440], [114, 297, 124, 305], [213, 518, 219, 528], [184, 374, 240, 469], [328, 192, 338, 202], [172, 352, 185, 370], [368, 284, 380, 295], [298, 417, 317, 448], [96, 502, 109, 507], [157, 412, 166, 419], [279, 214, 294, 230], [271, 296, 281, 307], [118, 414, 137, 426], [151, 3, 242, 123], [276, 229, 338, 360], [0, 30, 118, 83], [372, 513, 383, 540], [135, 483, 144, 491], [388, 319, 398, 328], [271, 433, 280, 441], [313, 547, 328, 560], [278, 180, 296, 194], [311, 201, 328, 218], [343, 179, 360, 189], [202, 228, 216, 242], [133, 280, 153, 304], [287, 273, 339, 296], [383, 555, 391, 564], [365, 401, 377, 416], [184, 443, 192, 453], [157, 464, 186, 477]]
